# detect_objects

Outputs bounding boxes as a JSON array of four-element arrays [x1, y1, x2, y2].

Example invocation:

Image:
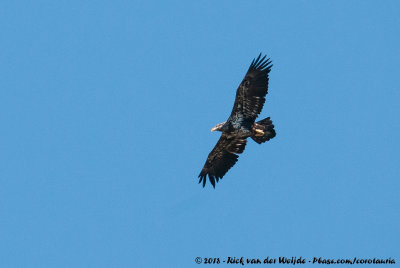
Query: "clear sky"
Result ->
[[0, 0, 399, 267]]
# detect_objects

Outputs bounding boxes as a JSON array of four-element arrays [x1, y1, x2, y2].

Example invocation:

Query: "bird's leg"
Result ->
[[255, 129, 264, 136], [253, 126, 264, 137]]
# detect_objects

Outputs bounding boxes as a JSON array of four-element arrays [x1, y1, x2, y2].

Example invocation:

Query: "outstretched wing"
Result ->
[[198, 135, 247, 188], [230, 53, 272, 121]]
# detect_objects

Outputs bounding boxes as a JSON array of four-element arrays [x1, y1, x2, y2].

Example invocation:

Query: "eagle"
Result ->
[[198, 53, 276, 188]]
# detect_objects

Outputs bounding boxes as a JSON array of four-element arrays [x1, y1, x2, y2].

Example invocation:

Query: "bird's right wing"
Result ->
[[198, 134, 247, 188]]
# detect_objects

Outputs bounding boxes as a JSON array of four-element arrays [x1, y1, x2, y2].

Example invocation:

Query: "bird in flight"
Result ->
[[198, 53, 276, 188]]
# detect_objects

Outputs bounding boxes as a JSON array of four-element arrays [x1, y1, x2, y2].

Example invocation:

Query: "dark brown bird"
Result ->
[[198, 54, 276, 188]]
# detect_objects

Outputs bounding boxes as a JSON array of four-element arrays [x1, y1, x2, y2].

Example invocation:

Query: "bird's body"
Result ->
[[198, 54, 276, 188]]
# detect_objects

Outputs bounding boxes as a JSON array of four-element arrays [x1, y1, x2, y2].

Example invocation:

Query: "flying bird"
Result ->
[[198, 53, 276, 188]]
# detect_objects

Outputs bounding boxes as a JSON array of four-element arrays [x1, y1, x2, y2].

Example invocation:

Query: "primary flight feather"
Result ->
[[198, 53, 276, 188]]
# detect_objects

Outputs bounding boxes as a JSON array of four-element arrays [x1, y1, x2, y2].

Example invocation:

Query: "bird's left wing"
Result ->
[[198, 134, 247, 188], [229, 54, 273, 121]]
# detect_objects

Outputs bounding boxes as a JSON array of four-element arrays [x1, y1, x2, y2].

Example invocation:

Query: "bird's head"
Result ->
[[211, 122, 226, 132]]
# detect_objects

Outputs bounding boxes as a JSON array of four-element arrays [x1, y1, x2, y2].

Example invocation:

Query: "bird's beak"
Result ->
[[211, 126, 218, 132]]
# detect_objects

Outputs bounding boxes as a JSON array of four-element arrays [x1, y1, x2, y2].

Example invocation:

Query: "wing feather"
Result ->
[[198, 135, 247, 188]]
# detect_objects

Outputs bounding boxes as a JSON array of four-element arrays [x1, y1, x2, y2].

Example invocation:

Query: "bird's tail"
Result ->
[[251, 117, 276, 144]]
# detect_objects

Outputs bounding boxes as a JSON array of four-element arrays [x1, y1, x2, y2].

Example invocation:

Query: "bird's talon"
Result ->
[[255, 129, 264, 136]]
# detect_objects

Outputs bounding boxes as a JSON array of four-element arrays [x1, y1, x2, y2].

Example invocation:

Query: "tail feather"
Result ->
[[251, 117, 276, 144]]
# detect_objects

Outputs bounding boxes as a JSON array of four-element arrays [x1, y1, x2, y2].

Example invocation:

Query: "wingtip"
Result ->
[[198, 174, 206, 187], [198, 173, 219, 188], [249, 53, 272, 72], [209, 175, 216, 188]]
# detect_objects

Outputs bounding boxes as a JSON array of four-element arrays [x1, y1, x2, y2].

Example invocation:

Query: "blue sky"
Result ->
[[1, 0, 399, 267]]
